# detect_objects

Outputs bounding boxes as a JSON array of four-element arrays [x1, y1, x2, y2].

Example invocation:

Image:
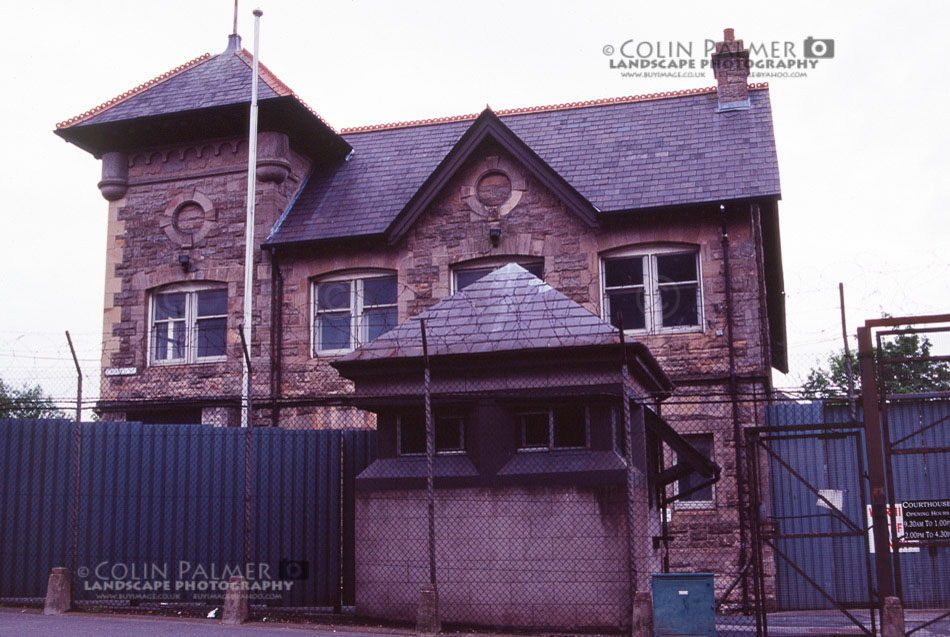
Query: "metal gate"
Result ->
[[745, 314, 950, 636], [746, 417, 878, 635], [869, 316, 950, 635]]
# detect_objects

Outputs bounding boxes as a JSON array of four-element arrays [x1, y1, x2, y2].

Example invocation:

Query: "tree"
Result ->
[[0, 378, 67, 419], [803, 330, 950, 398]]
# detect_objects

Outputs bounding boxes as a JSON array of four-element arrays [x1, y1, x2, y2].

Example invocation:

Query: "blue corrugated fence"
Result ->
[[766, 400, 950, 610], [0, 419, 376, 607]]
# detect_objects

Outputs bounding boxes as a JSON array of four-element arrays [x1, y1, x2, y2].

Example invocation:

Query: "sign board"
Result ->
[[902, 499, 950, 542], [104, 367, 138, 377], [866, 504, 920, 553]]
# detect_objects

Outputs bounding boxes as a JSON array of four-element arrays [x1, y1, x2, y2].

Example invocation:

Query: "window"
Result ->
[[452, 259, 543, 292], [675, 434, 715, 508], [518, 405, 589, 450], [150, 285, 227, 365], [313, 273, 397, 354], [602, 248, 701, 333], [398, 414, 465, 455]]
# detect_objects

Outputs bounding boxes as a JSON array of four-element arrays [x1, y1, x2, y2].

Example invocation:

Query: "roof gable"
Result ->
[[266, 87, 780, 246], [384, 109, 599, 243]]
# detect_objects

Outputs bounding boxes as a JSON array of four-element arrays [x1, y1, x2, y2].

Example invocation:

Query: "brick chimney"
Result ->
[[711, 28, 751, 111]]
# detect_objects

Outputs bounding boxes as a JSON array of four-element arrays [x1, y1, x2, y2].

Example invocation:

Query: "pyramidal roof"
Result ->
[[57, 36, 330, 130], [337, 263, 626, 363]]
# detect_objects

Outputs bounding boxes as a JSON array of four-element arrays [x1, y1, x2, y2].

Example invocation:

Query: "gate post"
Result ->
[[881, 596, 906, 637], [857, 325, 895, 602]]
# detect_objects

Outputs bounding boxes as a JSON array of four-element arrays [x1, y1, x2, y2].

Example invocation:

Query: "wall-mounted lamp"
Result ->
[[178, 254, 191, 273], [489, 227, 501, 247]]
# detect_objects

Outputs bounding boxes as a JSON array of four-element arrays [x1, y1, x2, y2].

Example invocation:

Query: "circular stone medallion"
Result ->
[[476, 171, 512, 207], [173, 202, 206, 234]]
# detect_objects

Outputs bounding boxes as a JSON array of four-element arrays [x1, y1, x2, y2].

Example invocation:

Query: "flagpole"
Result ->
[[241, 7, 262, 428]]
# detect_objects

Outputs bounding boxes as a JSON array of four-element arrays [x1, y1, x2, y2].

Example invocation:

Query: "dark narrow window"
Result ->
[[435, 417, 464, 452], [604, 256, 646, 330], [399, 415, 425, 455], [519, 406, 589, 450], [656, 253, 699, 328], [399, 414, 464, 455], [553, 405, 587, 448], [520, 412, 550, 449], [677, 434, 715, 504], [196, 289, 227, 358]]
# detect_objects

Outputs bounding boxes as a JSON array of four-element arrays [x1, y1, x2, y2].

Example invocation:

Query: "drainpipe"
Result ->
[[720, 203, 748, 609]]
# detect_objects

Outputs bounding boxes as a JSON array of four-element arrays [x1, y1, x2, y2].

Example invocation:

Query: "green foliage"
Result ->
[[803, 331, 950, 398], [0, 378, 67, 419]]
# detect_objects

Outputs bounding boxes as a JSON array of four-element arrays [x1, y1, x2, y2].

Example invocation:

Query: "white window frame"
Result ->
[[311, 271, 398, 356], [672, 433, 716, 510], [517, 405, 590, 452], [600, 245, 704, 335], [450, 257, 544, 294], [148, 282, 228, 366], [396, 414, 466, 456]]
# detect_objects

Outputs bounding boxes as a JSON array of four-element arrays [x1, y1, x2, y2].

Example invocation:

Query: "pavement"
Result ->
[[2, 606, 949, 636], [717, 609, 950, 636], [0, 608, 411, 637]]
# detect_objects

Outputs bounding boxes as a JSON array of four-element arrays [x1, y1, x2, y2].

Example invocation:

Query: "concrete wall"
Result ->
[[355, 485, 633, 629]]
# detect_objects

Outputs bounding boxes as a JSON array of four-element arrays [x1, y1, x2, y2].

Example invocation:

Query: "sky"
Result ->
[[0, 0, 948, 399]]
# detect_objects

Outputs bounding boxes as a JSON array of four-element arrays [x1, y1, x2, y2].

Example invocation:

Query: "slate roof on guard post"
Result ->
[[337, 263, 627, 362], [268, 86, 780, 245]]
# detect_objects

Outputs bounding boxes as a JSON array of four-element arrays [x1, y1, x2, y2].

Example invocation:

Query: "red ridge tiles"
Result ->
[[56, 53, 213, 129], [340, 83, 769, 135], [235, 49, 337, 133]]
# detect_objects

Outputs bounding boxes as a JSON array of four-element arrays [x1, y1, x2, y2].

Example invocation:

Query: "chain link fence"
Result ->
[[1, 297, 948, 634]]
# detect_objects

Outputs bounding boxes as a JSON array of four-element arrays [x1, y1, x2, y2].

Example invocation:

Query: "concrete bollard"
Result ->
[[43, 567, 71, 615], [882, 596, 905, 637], [631, 591, 654, 637], [221, 575, 249, 625], [416, 583, 441, 634]]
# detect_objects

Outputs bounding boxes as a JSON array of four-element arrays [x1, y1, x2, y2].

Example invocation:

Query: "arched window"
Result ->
[[312, 270, 398, 355], [600, 245, 702, 333], [149, 282, 228, 365]]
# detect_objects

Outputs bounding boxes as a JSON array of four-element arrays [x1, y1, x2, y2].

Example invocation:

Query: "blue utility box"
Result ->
[[651, 573, 715, 636]]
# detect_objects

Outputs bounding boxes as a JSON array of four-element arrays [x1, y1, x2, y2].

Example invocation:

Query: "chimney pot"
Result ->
[[724, 28, 735, 41]]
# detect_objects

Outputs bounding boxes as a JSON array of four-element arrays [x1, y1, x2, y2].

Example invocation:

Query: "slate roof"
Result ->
[[56, 38, 329, 131], [336, 263, 623, 363], [268, 87, 780, 245]]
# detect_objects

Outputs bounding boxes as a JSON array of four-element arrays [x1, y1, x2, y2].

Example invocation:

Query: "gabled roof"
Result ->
[[332, 264, 671, 391], [55, 36, 349, 161], [267, 86, 780, 246], [385, 109, 599, 243]]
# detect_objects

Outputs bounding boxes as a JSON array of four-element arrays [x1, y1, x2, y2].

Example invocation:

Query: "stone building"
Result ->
[[56, 26, 784, 604]]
